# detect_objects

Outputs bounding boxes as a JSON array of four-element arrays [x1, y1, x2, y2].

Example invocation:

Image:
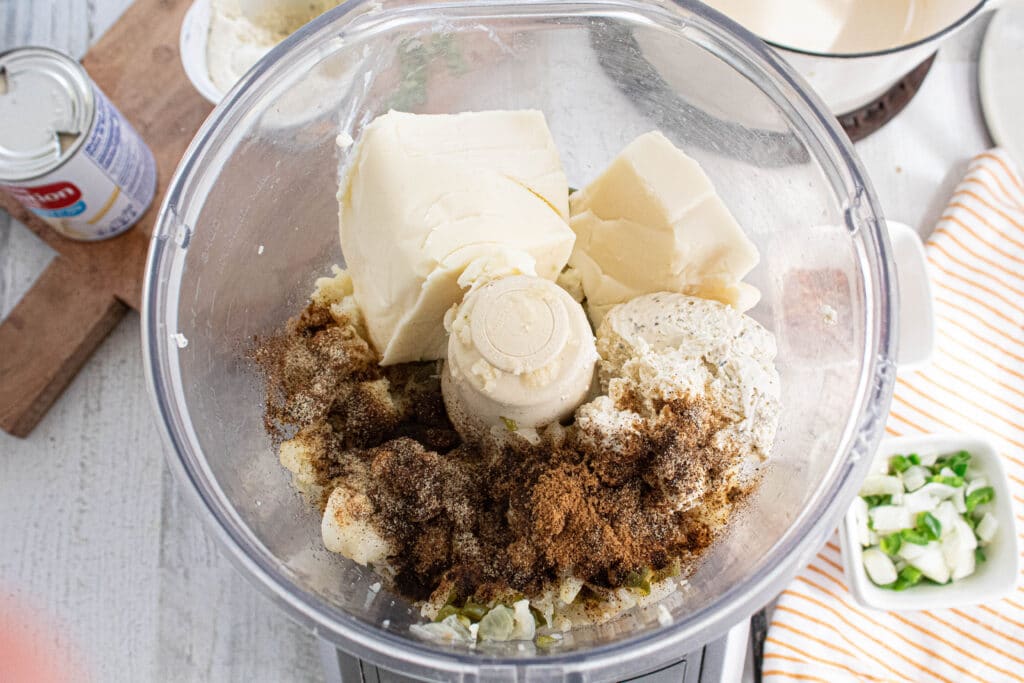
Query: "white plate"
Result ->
[[980, 2, 1024, 166], [840, 433, 1020, 611]]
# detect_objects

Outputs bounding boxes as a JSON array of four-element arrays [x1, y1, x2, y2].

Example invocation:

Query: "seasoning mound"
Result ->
[[253, 268, 780, 635]]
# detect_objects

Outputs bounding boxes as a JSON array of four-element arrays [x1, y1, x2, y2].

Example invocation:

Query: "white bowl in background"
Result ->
[[841, 433, 1019, 611], [179, 0, 348, 133], [180, 0, 225, 105]]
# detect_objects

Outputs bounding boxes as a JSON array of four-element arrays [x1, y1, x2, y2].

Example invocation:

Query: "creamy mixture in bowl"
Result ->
[[253, 110, 780, 644]]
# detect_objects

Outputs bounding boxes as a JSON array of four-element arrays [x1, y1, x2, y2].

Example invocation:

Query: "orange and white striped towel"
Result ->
[[763, 149, 1024, 683]]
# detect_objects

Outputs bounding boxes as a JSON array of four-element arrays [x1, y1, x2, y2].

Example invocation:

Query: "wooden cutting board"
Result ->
[[0, 0, 212, 437]]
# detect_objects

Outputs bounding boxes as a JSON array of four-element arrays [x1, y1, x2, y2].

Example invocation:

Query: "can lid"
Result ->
[[0, 47, 94, 182]]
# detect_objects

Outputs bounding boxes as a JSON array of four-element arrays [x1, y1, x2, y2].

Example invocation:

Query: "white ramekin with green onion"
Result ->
[[840, 434, 1019, 611]]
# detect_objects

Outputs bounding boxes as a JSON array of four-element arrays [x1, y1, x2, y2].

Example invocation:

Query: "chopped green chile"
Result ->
[[880, 533, 902, 556], [889, 455, 911, 474], [861, 447, 996, 592], [652, 558, 683, 581], [625, 568, 653, 595], [435, 605, 459, 622], [928, 474, 964, 487], [966, 486, 995, 513], [536, 635, 559, 648], [900, 528, 931, 545], [916, 511, 942, 541], [462, 600, 489, 622], [889, 565, 924, 591], [937, 451, 971, 477]]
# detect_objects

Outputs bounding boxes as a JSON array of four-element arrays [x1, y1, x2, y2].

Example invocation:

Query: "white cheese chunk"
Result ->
[[567, 131, 759, 326], [339, 110, 574, 364]]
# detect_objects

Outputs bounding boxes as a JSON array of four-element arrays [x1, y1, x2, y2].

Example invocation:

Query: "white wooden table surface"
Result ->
[[0, 2, 996, 681]]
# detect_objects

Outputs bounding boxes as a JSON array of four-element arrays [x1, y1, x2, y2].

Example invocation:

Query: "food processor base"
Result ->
[[318, 620, 750, 683]]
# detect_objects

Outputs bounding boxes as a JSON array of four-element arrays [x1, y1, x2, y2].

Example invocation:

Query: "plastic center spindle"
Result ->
[[470, 279, 570, 375]]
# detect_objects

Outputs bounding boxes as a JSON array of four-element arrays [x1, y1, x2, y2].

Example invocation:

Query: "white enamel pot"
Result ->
[[755, 0, 1003, 115]]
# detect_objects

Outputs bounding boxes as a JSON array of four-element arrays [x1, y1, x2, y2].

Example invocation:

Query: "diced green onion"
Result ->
[[510, 600, 536, 640], [625, 568, 653, 595], [880, 533, 902, 556], [889, 455, 911, 474], [478, 605, 515, 641], [900, 565, 923, 583], [902, 466, 928, 492], [862, 494, 892, 508], [461, 600, 488, 622], [861, 475, 904, 497], [863, 548, 898, 586], [975, 512, 998, 544], [909, 544, 950, 584], [937, 451, 972, 478], [965, 486, 995, 513], [917, 511, 942, 541], [975, 547, 987, 564], [889, 565, 924, 591], [435, 605, 459, 622], [536, 635, 559, 648], [652, 559, 682, 581], [900, 528, 931, 545], [928, 474, 964, 488], [908, 453, 921, 465]]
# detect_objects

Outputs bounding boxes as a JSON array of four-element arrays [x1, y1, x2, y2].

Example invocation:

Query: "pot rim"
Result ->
[[766, 0, 988, 60]]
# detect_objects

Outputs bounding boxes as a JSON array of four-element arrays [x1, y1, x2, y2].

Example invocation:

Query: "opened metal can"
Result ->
[[0, 47, 157, 240]]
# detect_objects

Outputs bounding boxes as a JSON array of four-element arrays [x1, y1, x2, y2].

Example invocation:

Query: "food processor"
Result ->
[[143, 1, 898, 680]]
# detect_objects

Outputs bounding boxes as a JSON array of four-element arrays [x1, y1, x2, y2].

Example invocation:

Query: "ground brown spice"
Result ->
[[253, 300, 754, 605]]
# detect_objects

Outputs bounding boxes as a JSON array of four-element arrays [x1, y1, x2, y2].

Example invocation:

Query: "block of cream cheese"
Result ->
[[339, 110, 574, 365], [568, 131, 760, 326]]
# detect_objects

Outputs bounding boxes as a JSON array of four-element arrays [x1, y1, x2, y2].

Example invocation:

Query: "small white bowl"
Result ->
[[180, 0, 226, 105], [840, 433, 1019, 611]]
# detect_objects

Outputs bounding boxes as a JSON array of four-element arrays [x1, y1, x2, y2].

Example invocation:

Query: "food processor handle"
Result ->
[[885, 221, 935, 372]]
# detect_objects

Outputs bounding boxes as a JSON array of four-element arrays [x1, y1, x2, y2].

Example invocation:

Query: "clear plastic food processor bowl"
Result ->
[[143, 1, 897, 680]]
